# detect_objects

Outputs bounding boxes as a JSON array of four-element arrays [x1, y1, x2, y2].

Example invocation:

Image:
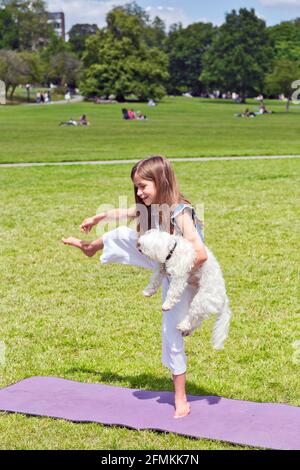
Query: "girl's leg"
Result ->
[[62, 237, 103, 257], [173, 373, 190, 418], [100, 227, 190, 417], [100, 226, 156, 270], [63, 226, 156, 270], [162, 276, 196, 418]]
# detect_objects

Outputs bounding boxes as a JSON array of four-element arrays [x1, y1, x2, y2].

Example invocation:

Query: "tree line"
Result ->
[[1, 0, 300, 107]]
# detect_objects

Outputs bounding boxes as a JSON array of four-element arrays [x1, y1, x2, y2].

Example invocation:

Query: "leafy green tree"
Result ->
[[265, 59, 300, 112], [82, 33, 168, 101], [111, 3, 166, 48], [201, 8, 274, 101], [0, 49, 29, 98], [0, 5, 18, 49], [48, 51, 82, 88], [81, 4, 169, 101], [268, 20, 300, 63], [144, 16, 166, 48], [20, 51, 44, 85], [105, 2, 149, 47], [68, 24, 99, 58], [166, 22, 216, 95], [41, 34, 69, 63], [0, 0, 51, 50], [40, 34, 72, 85]]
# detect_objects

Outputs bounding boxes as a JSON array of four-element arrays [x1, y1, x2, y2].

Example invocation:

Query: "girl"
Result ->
[[62, 156, 208, 418]]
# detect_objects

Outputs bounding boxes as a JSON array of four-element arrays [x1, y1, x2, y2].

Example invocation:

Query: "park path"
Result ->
[[0, 155, 300, 169], [21, 95, 84, 106]]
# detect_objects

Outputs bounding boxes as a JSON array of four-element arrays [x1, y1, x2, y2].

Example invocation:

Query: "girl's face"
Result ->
[[133, 176, 157, 206]]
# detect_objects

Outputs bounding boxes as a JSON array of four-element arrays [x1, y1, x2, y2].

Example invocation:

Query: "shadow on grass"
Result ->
[[64, 368, 216, 399]]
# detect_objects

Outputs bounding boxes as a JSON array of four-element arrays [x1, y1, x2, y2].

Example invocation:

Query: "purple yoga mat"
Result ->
[[0, 376, 299, 450]]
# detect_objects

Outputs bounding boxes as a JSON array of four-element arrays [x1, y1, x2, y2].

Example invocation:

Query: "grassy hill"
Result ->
[[1, 97, 300, 164]]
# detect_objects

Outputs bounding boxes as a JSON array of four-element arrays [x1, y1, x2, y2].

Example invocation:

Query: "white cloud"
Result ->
[[196, 16, 223, 26], [145, 6, 193, 28], [256, 11, 267, 21], [47, 0, 128, 32], [145, 5, 193, 28]]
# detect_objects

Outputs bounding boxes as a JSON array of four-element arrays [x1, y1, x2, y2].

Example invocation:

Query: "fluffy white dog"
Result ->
[[137, 229, 231, 350]]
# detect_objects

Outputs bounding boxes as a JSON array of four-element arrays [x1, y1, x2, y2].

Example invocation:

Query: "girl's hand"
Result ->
[[80, 217, 96, 233]]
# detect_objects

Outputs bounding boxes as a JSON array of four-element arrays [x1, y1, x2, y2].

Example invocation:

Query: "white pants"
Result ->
[[100, 226, 196, 375]]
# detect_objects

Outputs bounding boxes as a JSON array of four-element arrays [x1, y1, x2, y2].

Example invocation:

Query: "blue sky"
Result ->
[[47, 1, 300, 32]]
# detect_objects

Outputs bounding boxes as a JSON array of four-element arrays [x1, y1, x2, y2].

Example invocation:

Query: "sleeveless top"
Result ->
[[153, 203, 205, 243], [171, 203, 205, 243]]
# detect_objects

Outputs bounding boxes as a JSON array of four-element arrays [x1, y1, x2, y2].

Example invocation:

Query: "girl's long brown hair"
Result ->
[[131, 156, 191, 236]]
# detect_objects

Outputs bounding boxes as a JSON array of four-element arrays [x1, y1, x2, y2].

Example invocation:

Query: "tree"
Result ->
[[0, 0, 51, 50], [0, 5, 18, 49], [201, 8, 274, 101], [105, 2, 149, 47], [48, 51, 82, 88], [166, 22, 216, 95], [81, 4, 169, 101], [144, 16, 166, 48], [41, 34, 69, 63], [268, 20, 300, 63], [20, 51, 44, 85], [68, 24, 99, 58], [0, 49, 29, 98], [81, 33, 168, 101], [265, 59, 300, 112], [40, 34, 72, 85], [105, 2, 166, 48]]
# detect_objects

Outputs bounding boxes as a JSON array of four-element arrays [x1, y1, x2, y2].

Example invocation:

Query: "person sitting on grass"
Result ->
[[235, 108, 256, 118], [127, 109, 136, 119], [122, 108, 129, 120], [122, 109, 147, 120], [258, 104, 273, 115], [122, 108, 135, 120], [79, 114, 89, 125]]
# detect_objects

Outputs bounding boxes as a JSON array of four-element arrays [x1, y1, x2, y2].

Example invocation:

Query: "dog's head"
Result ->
[[137, 229, 176, 263]]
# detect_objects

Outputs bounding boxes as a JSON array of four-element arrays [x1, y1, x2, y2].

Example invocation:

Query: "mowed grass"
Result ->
[[0, 158, 299, 450], [1, 97, 300, 163]]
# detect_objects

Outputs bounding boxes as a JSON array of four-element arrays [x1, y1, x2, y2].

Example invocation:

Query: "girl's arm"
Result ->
[[94, 207, 137, 223], [175, 210, 208, 273], [81, 207, 137, 233]]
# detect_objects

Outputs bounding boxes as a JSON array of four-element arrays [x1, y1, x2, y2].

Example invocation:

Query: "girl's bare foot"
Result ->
[[174, 397, 191, 419], [62, 237, 102, 257]]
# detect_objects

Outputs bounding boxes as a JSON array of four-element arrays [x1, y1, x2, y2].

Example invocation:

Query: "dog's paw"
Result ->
[[177, 321, 192, 337], [143, 288, 156, 297], [162, 301, 173, 311]]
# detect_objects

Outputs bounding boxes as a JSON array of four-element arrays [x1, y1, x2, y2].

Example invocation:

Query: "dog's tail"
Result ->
[[212, 297, 231, 350]]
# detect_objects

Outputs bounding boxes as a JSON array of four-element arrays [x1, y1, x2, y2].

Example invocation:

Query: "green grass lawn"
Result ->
[[1, 97, 300, 164], [0, 158, 299, 449]]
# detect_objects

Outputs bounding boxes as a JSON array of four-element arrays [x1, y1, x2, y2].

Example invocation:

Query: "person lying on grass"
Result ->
[[59, 115, 90, 126]]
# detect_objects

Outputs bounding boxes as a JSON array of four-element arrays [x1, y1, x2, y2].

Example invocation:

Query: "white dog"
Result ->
[[137, 229, 231, 350]]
